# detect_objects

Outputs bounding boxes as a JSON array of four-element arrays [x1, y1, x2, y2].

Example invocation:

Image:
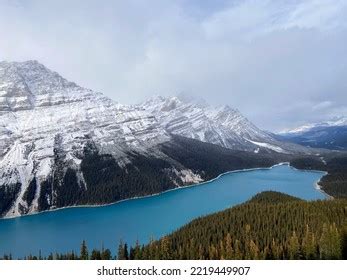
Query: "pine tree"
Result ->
[[219, 240, 225, 259], [101, 249, 111, 260], [269, 239, 277, 259], [288, 231, 300, 259], [234, 239, 242, 259], [225, 233, 234, 259], [319, 223, 341, 259], [208, 244, 217, 260], [198, 244, 204, 260], [160, 236, 171, 260], [117, 241, 129, 260], [80, 240, 89, 260], [132, 241, 142, 260], [244, 224, 251, 259], [70, 250, 77, 260], [91, 249, 101, 260], [302, 225, 317, 259], [249, 240, 259, 259]]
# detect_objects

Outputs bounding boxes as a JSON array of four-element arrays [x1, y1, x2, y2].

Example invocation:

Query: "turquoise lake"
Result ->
[[0, 164, 326, 258]]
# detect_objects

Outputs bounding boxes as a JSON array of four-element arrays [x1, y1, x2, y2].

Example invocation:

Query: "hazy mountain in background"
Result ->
[[277, 117, 347, 150]]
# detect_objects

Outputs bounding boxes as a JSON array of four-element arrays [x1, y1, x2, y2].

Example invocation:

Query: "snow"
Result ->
[[281, 116, 347, 134], [140, 95, 275, 151], [246, 139, 287, 153], [281, 124, 316, 134]]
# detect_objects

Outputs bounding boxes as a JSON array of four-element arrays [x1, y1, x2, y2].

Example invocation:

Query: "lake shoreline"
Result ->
[[2, 162, 328, 221], [286, 165, 331, 199]]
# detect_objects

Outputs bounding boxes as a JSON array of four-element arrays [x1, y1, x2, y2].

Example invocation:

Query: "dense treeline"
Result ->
[[129, 191, 347, 260], [0, 241, 112, 260], [6, 192, 346, 260], [0, 183, 21, 215], [291, 154, 347, 198], [22, 178, 37, 209], [31, 136, 280, 214], [319, 156, 347, 198], [160, 135, 280, 181]]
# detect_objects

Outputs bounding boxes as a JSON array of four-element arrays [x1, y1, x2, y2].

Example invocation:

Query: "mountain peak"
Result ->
[[0, 60, 88, 112], [10, 59, 42, 67], [216, 104, 239, 114], [141, 95, 210, 113], [1, 60, 78, 93], [0, 60, 52, 73]]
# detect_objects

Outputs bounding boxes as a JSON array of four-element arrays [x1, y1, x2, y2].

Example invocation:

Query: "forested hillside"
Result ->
[[291, 154, 347, 198], [128, 191, 347, 260]]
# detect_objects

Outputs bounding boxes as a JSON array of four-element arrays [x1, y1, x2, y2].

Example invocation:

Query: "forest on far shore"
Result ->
[[290, 153, 347, 198]]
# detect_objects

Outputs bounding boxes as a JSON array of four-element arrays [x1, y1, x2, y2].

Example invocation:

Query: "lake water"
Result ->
[[0, 164, 326, 258]]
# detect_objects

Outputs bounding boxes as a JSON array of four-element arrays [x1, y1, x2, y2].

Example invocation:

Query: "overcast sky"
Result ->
[[0, 0, 346, 131]]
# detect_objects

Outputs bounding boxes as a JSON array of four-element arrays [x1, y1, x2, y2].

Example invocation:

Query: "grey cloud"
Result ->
[[0, 0, 346, 131]]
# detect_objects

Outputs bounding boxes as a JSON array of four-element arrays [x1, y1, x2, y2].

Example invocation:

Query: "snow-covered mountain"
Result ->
[[140, 95, 292, 153], [277, 117, 347, 150], [0, 60, 285, 218], [0, 61, 187, 217], [281, 117, 347, 134]]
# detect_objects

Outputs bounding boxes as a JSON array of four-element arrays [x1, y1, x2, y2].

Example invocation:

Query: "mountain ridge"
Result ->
[[281, 116, 347, 134], [277, 117, 347, 150], [139, 95, 311, 154]]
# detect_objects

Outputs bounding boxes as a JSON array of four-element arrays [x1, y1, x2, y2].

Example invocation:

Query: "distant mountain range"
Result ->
[[0, 60, 323, 218], [277, 117, 347, 150]]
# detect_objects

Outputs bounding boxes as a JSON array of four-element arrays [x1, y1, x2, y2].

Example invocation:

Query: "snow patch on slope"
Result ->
[[246, 139, 287, 153]]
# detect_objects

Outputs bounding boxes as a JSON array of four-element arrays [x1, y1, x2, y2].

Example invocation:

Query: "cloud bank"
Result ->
[[0, 0, 346, 131]]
